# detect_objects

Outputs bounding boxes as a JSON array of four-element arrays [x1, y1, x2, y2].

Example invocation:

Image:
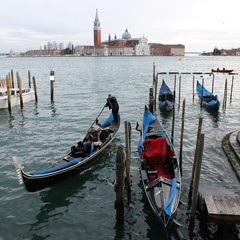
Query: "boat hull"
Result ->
[[13, 115, 120, 192], [158, 80, 173, 112], [0, 88, 35, 109], [196, 81, 220, 110]]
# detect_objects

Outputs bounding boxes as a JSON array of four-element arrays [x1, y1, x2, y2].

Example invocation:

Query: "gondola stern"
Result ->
[[12, 156, 24, 185]]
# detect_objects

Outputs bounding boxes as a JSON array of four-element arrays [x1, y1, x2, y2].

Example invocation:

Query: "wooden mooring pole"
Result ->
[[222, 79, 227, 110], [211, 74, 215, 93], [115, 144, 126, 226], [50, 70, 55, 101], [171, 90, 176, 145], [230, 76, 234, 103], [192, 75, 195, 101], [189, 117, 203, 199], [6, 75, 11, 112], [124, 121, 132, 200], [179, 98, 186, 175], [11, 69, 14, 88], [178, 76, 181, 111], [28, 70, 31, 88], [16, 72, 23, 109], [154, 74, 158, 113], [190, 133, 204, 221], [32, 76, 38, 102], [149, 87, 154, 114]]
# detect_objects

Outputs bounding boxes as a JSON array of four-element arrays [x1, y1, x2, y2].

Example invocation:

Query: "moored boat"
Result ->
[[196, 81, 220, 110], [0, 87, 35, 109], [158, 80, 174, 111], [12, 112, 120, 192], [137, 106, 181, 230]]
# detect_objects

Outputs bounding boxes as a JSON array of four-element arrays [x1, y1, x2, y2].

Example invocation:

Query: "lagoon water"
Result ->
[[0, 56, 239, 240]]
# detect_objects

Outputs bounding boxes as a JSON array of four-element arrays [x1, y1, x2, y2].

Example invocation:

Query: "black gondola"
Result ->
[[137, 106, 181, 230], [12, 113, 120, 192]]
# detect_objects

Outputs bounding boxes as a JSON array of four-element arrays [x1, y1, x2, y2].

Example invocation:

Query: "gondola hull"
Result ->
[[158, 80, 173, 111], [196, 81, 220, 110], [13, 114, 120, 192], [137, 107, 181, 229]]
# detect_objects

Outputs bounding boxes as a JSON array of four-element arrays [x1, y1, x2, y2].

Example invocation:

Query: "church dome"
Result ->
[[122, 29, 131, 39]]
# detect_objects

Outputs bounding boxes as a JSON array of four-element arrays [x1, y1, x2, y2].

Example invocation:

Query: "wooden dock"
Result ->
[[205, 195, 240, 224]]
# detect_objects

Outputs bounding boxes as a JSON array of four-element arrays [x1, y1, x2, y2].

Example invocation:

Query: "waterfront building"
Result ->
[[23, 9, 185, 57]]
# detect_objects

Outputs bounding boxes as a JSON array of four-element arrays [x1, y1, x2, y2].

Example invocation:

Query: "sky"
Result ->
[[0, 0, 240, 53]]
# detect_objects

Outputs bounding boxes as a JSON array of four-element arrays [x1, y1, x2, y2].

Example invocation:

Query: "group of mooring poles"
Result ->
[[4, 70, 38, 112], [3, 70, 56, 113]]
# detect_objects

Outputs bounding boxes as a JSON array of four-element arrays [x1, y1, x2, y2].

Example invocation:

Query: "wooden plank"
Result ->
[[205, 195, 240, 224]]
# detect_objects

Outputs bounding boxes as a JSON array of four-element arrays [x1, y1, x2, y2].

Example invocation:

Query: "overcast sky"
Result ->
[[1, 0, 239, 53]]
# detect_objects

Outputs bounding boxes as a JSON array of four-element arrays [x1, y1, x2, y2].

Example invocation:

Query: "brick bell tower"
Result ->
[[94, 9, 101, 47]]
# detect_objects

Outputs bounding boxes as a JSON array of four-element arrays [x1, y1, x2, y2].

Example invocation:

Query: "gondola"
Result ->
[[158, 80, 174, 111], [12, 112, 120, 192], [196, 81, 220, 110], [137, 106, 181, 230]]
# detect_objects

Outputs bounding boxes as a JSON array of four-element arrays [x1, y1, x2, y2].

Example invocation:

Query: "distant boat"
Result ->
[[158, 80, 174, 111], [211, 68, 233, 73], [196, 81, 220, 110], [0, 87, 35, 109]]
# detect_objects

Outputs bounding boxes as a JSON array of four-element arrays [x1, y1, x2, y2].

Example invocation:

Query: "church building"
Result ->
[[82, 10, 150, 56]]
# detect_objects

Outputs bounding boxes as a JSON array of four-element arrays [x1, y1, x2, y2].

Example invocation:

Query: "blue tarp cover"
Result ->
[[31, 157, 82, 176], [163, 178, 177, 216], [159, 80, 172, 95], [137, 109, 156, 153], [197, 81, 216, 98]]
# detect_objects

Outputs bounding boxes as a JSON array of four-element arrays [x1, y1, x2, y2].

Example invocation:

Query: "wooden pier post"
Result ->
[[124, 121, 132, 200], [178, 76, 181, 111], [174, 74, 176, 101], [152, 62, 155, 85], [28, 70, 31, 88], [230, 76, 234, 103], [189, 117, 203, 198], [115, 144, 126, 226], [179, 98, 186, 175], [149, 87, 154, 114], [17, 72, 23, 109], [6, 75, 11, 112], [11, 69, 14, 88], [222, 79, 227, 110], [171, 90, 175, 145], [50, 70, 55, 101], [211, 74, 215, 93], [200, 78, 204, 107], [154, 74, 158, 113], [32, 76, 38, 102], [192, 75, 195, 101], [190, 133, 204, 220]]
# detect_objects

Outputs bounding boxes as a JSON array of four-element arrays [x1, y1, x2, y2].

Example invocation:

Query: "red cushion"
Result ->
[[143, 137, 168, 166]]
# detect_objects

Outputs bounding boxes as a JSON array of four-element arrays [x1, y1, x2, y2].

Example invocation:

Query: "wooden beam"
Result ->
[[205, 195, 240, 224]]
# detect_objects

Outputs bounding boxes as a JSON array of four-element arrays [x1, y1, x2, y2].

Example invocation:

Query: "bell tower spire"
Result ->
[[94, 9, 101, 47]]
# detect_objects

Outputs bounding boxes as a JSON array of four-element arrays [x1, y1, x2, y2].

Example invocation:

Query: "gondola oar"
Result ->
[[89, 104, 106, 130]]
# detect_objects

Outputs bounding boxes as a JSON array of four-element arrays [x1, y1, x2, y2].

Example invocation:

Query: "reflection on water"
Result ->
[[27, 170, 99, 239]]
